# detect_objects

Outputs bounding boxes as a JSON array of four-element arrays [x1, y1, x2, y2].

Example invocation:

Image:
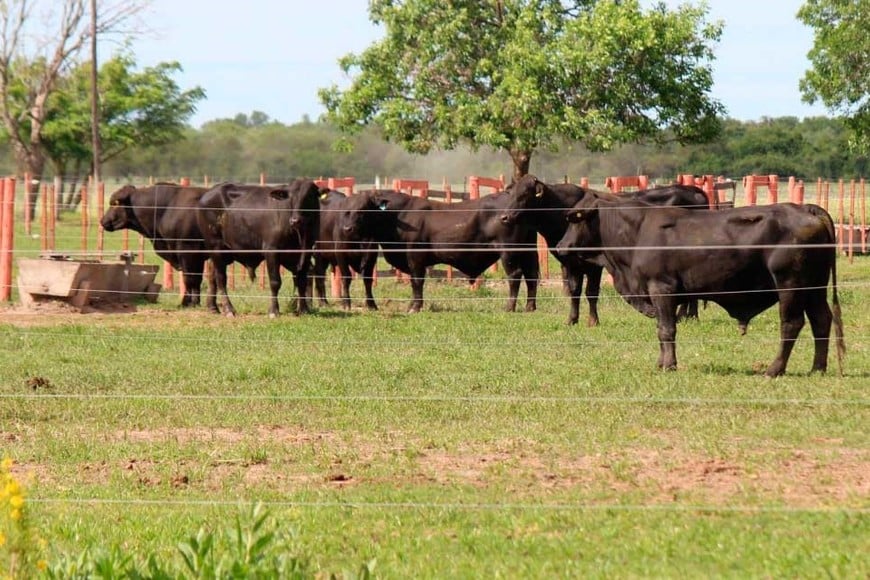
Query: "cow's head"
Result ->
[[555, 198, 602, 262], [335, 191, 381, 240], [500, 174, 546, 225], [100, 185, 139, 232], [271, 180, 323, 233]]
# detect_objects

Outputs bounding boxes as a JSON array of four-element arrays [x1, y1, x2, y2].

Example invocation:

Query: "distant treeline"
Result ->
[[1, 113, 866, 185]]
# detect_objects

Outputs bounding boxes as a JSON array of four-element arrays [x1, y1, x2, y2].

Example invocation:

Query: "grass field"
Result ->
[[0, 195, 868, 577]]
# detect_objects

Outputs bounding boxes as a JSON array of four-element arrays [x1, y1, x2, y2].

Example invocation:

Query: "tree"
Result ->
[[0, 0, 147, 197], [41, 52, 205, 203], [798, 0, 870, 150], [319, 0, 725, 181]]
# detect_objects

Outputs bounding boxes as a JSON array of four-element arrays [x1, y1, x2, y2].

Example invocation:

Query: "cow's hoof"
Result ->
[[224, 311, 236, 318], [586, 318, 599, 327], [524, 304, 536, 313]]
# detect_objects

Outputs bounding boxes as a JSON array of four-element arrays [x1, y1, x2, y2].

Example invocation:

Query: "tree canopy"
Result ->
[[319, 0, 725, 180], [798, 0, 870, 150], [42, 53, 205, 178]]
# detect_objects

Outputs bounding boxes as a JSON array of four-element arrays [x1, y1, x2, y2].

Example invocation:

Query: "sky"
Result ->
[[127, 0, 828, 128]]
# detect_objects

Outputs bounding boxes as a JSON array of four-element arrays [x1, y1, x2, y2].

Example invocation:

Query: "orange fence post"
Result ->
[[837, 179, 845, 255], [138, 235, 145, 264], [0, 178, 16, 301], [49, 184, 56, 251], [580, 177, 589, 189], [23, 173, 31, 236], [849, 179, 855, 264], [861, 178, 867, 254], [40, 183, 48, 253], [180, 177, 191, 187]]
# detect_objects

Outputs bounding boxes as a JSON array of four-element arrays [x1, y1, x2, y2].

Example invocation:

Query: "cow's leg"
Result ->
[[203, 261, 219, 314], [312, 260, 328, 306], [361, 259, 377, 311], [213, 258, 236, 317], [765, 291, 806, 377], [293, 267, 312, 316], [650, 284, 678, 370], [409, 270, 425, 313], [521, 253, 539, 312], [565, 270, 582, 326], [501, 254, 522, 312], [266, 257, 282, 318], [805, 290, 833, 373], [180, 268, 202, 308], [584, 264, 603, 327], [338, 262, 354, 310]]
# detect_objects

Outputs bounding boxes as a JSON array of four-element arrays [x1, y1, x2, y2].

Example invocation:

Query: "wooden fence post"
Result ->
[[0, 178, 16, 301]]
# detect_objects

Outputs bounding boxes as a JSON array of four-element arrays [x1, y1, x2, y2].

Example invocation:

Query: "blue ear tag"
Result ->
[[378, 201, 388, 211]]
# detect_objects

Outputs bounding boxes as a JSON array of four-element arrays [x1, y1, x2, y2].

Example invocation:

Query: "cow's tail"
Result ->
[[811, 204, 846, 375]]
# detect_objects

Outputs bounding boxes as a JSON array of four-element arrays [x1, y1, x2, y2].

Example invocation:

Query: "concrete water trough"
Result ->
[[17, 253, 161, 309]]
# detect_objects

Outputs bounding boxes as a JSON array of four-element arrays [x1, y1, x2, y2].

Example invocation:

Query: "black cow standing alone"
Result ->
[[556, 191, 845, 376], [311, 190, 381, 310], [100, 182, 215, 310], [197, 179, 321, 317]]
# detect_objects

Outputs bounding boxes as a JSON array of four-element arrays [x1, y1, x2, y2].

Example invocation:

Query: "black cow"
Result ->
[[311, 190, 381, 310], [557, 192, 845, 376], [100, 182, 215, 311], [197, 179, 321, 317], [500, 175, 711, 326], [364, 189, 540, 313]]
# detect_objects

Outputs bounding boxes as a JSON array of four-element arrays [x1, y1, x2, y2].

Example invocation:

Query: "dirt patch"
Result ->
[[113, 425, 340, 445], [10, 431, 868, 507]]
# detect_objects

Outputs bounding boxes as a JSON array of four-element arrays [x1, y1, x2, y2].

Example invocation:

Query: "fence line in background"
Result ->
[[1, 174, 868, 304]]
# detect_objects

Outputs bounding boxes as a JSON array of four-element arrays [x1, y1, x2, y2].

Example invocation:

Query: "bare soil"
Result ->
[[9, 426, 867, 508]]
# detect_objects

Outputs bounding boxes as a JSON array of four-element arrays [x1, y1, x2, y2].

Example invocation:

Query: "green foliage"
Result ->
[[41, 51, 206, 174], [43, 503, 323, 579], [799, 0, 870, 150], [320, 0, 725, 179]]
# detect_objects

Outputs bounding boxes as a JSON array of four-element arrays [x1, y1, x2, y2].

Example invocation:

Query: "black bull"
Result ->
[[197, 179, 321, 318], [357, 189, 540, 313], [100, 182, 215, 311], [500, 175, 712, 326], [557, 192, 845, 376]]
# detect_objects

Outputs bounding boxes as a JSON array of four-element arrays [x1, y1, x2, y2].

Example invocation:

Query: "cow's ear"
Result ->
[[269, 189, 289, 201], [534, 182, 545, 198]]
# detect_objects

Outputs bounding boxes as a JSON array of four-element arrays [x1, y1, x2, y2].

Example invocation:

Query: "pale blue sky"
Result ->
[[128, 1, 828, 128]]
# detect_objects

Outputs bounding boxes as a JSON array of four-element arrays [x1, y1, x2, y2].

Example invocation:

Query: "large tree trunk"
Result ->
[[509, 148, 532, 182]]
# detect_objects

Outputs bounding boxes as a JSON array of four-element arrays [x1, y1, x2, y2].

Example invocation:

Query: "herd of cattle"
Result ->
[[100, 175, 845, 377]]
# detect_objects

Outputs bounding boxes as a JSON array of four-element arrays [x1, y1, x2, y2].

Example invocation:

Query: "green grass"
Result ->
[[0, 195, 868, 577]]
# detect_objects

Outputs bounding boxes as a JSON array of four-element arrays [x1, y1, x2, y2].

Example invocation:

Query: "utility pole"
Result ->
[[90, 0, 101, 185]]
